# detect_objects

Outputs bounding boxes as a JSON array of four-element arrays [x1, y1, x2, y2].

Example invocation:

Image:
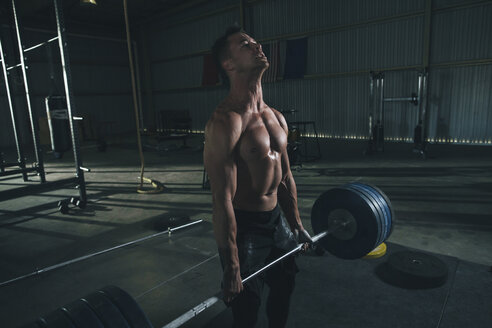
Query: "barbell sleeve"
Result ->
[[162, 227, 336, 328]]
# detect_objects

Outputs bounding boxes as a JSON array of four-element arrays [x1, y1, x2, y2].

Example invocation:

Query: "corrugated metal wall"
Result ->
[[144, 0, 492, 145], [427, 3, 492, 144], [250, 0, 425, 38], [3, 1, 489, 150], [0, 26, 133, 149]]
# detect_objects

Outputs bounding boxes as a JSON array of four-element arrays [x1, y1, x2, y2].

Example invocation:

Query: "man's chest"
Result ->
[[238, 113, 287, 160]]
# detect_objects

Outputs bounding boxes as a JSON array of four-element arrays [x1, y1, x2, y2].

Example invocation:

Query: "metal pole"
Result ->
[[383, 97, 416, 102], [421, 71, 428, 144], [24, 36, 59, 53], [422, 0, 432, 149], [162, 228, 334, 328], [53, 0, 87, 202], [374, 77, 379, 122], [133, 42, 144, 131], [0, 37, 27, 181], [379, 74, 384, 124], [369, 73, 374, 126], [11, 0, 46, 182], [6, 63, 21, 70], [379, 74, 385, 151], [367, 73, 375, 150], [167, 220, 203, 234], [0, 219, 203, 288], [241, 229, 328, 283], [423, 0, 432, 69], [417, 73, 423, 121], [123, 0, 147, 189]]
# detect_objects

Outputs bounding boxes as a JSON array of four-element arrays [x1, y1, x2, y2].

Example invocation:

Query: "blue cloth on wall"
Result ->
[[283, 37, 308, 79]]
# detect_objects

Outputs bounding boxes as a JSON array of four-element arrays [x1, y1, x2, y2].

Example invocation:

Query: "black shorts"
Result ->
[[221, 205, 299, 328]]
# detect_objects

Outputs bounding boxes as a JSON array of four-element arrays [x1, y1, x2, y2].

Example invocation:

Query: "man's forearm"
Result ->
[[212, 200, 240, 269], [277, 172, 303, 231]]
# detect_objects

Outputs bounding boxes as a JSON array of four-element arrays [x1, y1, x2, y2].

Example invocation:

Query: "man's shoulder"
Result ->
[[267, 105, 281, 115], [206, 104, 242, 140], [265, 106, 288, 130], [209, 105, 241, 128], [263, 105, 283, 119]]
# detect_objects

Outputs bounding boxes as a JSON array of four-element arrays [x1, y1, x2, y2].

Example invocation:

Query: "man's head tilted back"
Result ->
[[212, 25, 243, 86]]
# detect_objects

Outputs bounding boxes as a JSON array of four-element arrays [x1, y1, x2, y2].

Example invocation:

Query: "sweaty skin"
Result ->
[[203, 32, 306, 303]]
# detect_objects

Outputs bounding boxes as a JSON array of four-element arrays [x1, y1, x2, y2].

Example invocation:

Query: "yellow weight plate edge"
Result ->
[[363, 242, 387, 259]]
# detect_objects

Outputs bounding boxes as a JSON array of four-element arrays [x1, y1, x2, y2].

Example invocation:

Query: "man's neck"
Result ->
[[228, 73, 264, 112]]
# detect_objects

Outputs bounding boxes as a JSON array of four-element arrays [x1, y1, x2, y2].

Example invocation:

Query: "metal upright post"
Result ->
[[417, 71, 424, 143], [133, 44, 144, 131], [365, 72, 376, 154], [379, 74, 384, 127], [420, 70, 429, 145], [375, 76, 380, 150], [369, 73, 374, 136], [375, 76, 380, 121], [53, 0, 86, 203], [0, 37, 28, 181], [379, 73, 385, 152], [417, 72, 423, 112], [11, 0, 46, 182]]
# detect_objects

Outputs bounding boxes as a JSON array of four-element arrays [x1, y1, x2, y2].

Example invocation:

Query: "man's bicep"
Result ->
[[207, 155, 237, 201], [279, 129, 293, 181], [204, 135, 237, 202]]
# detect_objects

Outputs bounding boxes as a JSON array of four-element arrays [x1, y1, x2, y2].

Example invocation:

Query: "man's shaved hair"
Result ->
[[212, 25, 243, 86]]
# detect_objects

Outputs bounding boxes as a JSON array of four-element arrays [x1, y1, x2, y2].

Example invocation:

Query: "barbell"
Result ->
[[22, 182, 394, 328], [163, 182, 394, 328]]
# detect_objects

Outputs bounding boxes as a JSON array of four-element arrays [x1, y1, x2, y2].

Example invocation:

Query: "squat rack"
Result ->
[[366, 68, 428, 157], [0, 0, 87, 209]]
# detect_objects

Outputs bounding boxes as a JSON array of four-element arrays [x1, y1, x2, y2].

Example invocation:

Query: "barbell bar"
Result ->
[[0, 219, 203, 288]]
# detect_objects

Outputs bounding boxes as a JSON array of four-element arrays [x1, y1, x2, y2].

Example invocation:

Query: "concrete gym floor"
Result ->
[[1, 135, 491, 327]]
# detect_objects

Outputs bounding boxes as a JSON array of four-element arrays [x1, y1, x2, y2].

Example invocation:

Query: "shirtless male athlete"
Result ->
[[204, 26, 313, 328]]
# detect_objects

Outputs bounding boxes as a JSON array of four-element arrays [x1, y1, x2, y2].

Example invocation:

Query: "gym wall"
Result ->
[[144, 0, 492, 145]]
